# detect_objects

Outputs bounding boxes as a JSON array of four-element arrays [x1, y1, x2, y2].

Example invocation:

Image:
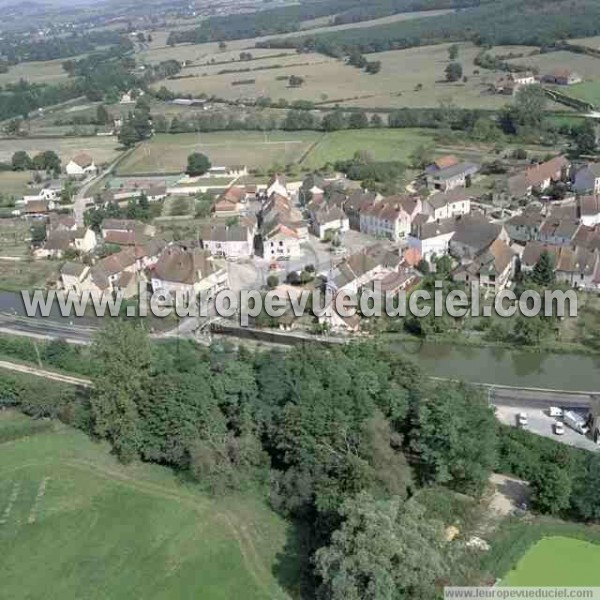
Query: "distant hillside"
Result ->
[[258, 0, 600, 54], [167, 0, 483, 45]]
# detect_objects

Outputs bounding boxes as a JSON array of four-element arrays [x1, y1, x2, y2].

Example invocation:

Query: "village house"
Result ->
[[145, 184, 168, 202], [449, 216, 509, 261], [344, 190, 382, 231], [453, 239, 516, 293], [47, 213, 76, 232], [206, 165, 248, 179], [59, 249, 139, 299], [299, 174, 327, 206], [520, 241, 559, 273], [328, 251, 388, 295], [507, 155, 570, 198], [422, 188, 471, 221], [150, 245, 228, 302], [213, 186, 247, 217], [573, 163, 600, 194], [359, 196, 421, 241], [22, 185, 61, 204], [22, 200, 55, 217], [200, 224, 255, 259], [538, 215, 579, 246], [310, 206, 349, 240], [59, 262, 90, 295], [408, 217, 458, 262], [65, 153, 97, 177], [542, 69, 582, 86], [35, 227, 97, 259], [494, 71, 537, 95], [555, 246, 600, 289], [131, 238, 167, 272], [265, 174, 288, 200], [263, 223, 301, 259], [100, 219, 156, 245], [262, 191, 309, 243], [120, 89, 144, 104], [573, 224, 600, 252], [425, 156, 479, 191], [521, 241, 600, 290], [578, 195, 600, 227], [505, 208, 545, 243]]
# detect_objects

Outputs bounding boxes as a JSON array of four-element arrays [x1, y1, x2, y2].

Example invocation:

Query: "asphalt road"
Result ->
[[0, 312, 98, 344]]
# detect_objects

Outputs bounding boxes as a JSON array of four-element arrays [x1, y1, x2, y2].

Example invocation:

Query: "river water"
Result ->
[[393, 341, 600, 392]]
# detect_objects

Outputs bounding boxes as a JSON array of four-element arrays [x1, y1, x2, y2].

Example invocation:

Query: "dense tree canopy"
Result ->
[[186, 152, 212, 176]]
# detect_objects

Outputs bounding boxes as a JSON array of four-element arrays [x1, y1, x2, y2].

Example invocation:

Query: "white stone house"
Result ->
[[65, 153, 97, 177], [407, 218, 457, 262], [263, 224, 301, 259], [200, 224, 254, 259], [311, 206, 349, 240], [359, 197, 421, 242], [424, 189, 471, 221]]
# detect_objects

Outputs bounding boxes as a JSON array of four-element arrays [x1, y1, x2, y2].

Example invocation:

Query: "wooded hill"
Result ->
[[257, 0, 600, 55]]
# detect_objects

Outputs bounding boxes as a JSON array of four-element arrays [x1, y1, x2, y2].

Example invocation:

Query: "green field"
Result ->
[[0, 136, 123, 167], [0, 58, 70, 86], [508, 50, 600, 81], [0, 411, 292, 599], [116, 131, 322, 174], [154, 41, 518, 110], [501, 537, 600, 586], [560, 80, 600, 106], [0, 220, 31, 258], [300, 128, 437, 169], [0, 171, 34, 198], [151, 39, 576, 111]]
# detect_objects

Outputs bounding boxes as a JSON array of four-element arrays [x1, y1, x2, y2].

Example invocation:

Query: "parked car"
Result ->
[[554, 421, 565, 435], [549, 407, 563, 417], [517, 412, 528, 428]]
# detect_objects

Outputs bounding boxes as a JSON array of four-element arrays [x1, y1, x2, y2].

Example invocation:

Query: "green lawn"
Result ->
[[0, 171, 34, 199], [501, 537, 600, 587], [116, 131, 322, 175], [0, 413, 293, 599], [561, 80, 600, 107], [0, 219, 31, 258], [301, 128, 437, 169]]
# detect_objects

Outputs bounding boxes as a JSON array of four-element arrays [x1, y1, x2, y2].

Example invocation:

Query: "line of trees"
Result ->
[[2, 324, 600, 595]]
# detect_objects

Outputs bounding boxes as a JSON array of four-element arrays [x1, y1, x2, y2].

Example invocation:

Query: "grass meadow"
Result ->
[[561, 80, 600, 106], [0, 136, 122, 167], [116, 131, 322, 174], [501, 537, 600, 586], [0, 411, 293, 600], [0, 171, 34, 198], [508, 50, 600, 80], [300, 128, 437, 169], [0, 58, 70, 86], [153, 41, 518, 110]]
